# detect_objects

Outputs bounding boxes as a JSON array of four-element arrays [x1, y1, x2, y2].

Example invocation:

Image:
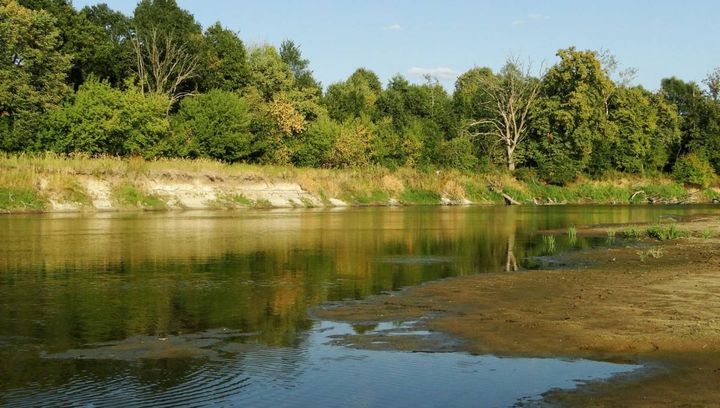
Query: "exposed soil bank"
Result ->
[[1, 155, 719, 213], [313, 219, 720, 406]]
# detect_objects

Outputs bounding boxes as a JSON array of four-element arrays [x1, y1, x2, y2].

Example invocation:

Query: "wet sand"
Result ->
[[313, 219, 720, 406]]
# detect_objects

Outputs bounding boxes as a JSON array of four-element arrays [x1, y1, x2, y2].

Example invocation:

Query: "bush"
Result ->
[[672, 153, 717, 188], [173, 90, 255, 162], [436, 135, 478, 170], [327, 117, 373, 168], [44, 80, 170, 157], [292, 116, 340, 167]]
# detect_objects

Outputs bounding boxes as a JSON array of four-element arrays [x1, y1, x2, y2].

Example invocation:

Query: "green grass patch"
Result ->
[[463, 181, 502, 203], [252, 198, 273, 209], [638, 183, 688, 202], [622, 225, 644, 240], [341, 189, 390, 205], [399, 188, 441, 205], [501, 186, 531, 203], [0, 187, 45, 211], [573, 183, 630, 203], [645, 223, 688, 240], [111, 184, 166, 209]]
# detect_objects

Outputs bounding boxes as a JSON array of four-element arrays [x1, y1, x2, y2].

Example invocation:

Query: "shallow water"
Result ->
[[1, 205, 718, 406]]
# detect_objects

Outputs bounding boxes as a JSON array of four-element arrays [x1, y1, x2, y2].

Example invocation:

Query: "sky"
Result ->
[[73, 0, 720, 91]]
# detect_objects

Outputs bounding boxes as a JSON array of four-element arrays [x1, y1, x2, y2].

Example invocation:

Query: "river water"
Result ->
[[1, 205, 718, 407]]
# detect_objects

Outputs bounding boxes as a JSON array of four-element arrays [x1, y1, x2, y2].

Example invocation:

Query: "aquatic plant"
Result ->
[[567, 226, 577, 246], [645, 223, 688, 241], [606, 228, 616, 245], [622, 226, 644, 240], [542, 235, 556, 254]]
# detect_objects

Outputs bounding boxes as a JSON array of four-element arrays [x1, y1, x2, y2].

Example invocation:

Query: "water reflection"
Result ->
[[3, 322, 640, 408], [1, 206, 718, 405]]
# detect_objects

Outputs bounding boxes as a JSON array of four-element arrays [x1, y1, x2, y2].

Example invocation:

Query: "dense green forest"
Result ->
[[2, 0, 720, 186]]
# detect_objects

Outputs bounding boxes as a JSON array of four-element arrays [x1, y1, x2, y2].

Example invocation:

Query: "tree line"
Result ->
[[2, 0, 719, 186]]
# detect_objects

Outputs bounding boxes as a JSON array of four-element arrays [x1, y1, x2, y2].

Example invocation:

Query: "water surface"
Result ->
[[1, 205, 718, 406]]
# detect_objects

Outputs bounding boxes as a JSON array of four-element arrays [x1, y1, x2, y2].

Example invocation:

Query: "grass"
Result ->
[[638, 248, 664, 262], [567, 226, 577, 246], [111, 184, 166, 209], [645, 223, 689, 241], [622, 223, 690, 241], [699, 229, 715, 239], [542, 235, 556, 254], [212, 193, 253, 209], [252, 198, 273, 209], [399, 188, 441, 205], [0, 187, 45, 212], [0, 153, 716, 212], [622, 225, 644, 240], [606, 228, 617, 245]]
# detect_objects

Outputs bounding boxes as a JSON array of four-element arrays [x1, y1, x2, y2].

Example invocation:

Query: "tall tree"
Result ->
[[531, 47, 615, 183], [279, 40, 321, 93], [661, 77, 720, 173], [198, 23, 248, 92], [323, 68, 382, 121], [79, 4, 134, 87], [131, 0, 203, 103], [464, 59, 541, 171], [0, 0, 71, 149]]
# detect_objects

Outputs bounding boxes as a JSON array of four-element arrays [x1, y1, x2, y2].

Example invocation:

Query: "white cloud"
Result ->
[[528, 13, 549, 21], [385, 23, 403, 31], [408, 67, 458, 80], [512, 13, 549, 26]]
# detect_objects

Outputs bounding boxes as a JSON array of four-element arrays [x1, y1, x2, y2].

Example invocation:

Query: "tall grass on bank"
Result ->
[[0, 153, 717, 211]]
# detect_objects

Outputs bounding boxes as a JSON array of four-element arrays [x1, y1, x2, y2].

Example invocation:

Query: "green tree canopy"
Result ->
[[280, 40, 321, 94], [198, 23, 248, 92], [323, 68, 382, 121], [0, 0, 71, 150], [172, 90, 255, 162]]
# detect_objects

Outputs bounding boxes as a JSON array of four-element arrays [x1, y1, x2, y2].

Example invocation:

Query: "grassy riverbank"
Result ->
[[1, 154, 719, 213], [314, 218, 720, 406]]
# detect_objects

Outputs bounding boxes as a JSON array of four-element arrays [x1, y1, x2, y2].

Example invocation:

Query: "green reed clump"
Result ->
[[622, 225, 644, 240], [542, 235, 556, 254], [645, 223, 688, 241], [606, 228, 616, 245]]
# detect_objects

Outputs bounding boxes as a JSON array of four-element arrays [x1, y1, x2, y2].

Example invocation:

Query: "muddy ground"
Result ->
[[313, 219, 720, 407]]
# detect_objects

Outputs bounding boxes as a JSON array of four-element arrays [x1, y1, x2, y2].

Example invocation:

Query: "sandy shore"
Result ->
[[313, 219, 720, 406]]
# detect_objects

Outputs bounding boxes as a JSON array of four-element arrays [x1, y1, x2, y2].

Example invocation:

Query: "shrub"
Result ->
[[436, 135, 478, 170], [672, 153, 717, 188], [44, 80, 170, 157], [173, 90, 255, 162], [327, 117, 373, 168], [292, 116, 340, 167]]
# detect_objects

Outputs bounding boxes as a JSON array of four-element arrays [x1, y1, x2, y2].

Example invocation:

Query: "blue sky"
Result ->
[[73, 0, 719, 91]]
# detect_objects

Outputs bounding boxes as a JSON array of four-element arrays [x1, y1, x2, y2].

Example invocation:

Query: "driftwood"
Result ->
[[502, 193, 521, 206], [629, 190, 645, 202]]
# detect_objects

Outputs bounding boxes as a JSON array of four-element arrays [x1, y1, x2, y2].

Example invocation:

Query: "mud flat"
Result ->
[[314, 219, 720, 406]]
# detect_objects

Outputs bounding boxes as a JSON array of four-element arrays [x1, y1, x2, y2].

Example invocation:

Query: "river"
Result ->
[[1, 205, 718, 407]]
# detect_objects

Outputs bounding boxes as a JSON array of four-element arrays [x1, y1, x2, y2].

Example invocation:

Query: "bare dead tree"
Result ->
[[467, 57, 542, 171], [704, 67, 720, 103], [131, 29, 199, 109]]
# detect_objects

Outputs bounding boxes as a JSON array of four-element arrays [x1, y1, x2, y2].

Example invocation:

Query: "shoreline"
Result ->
[[1, 155, 719, 214], [312, 219, 720, 406]]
